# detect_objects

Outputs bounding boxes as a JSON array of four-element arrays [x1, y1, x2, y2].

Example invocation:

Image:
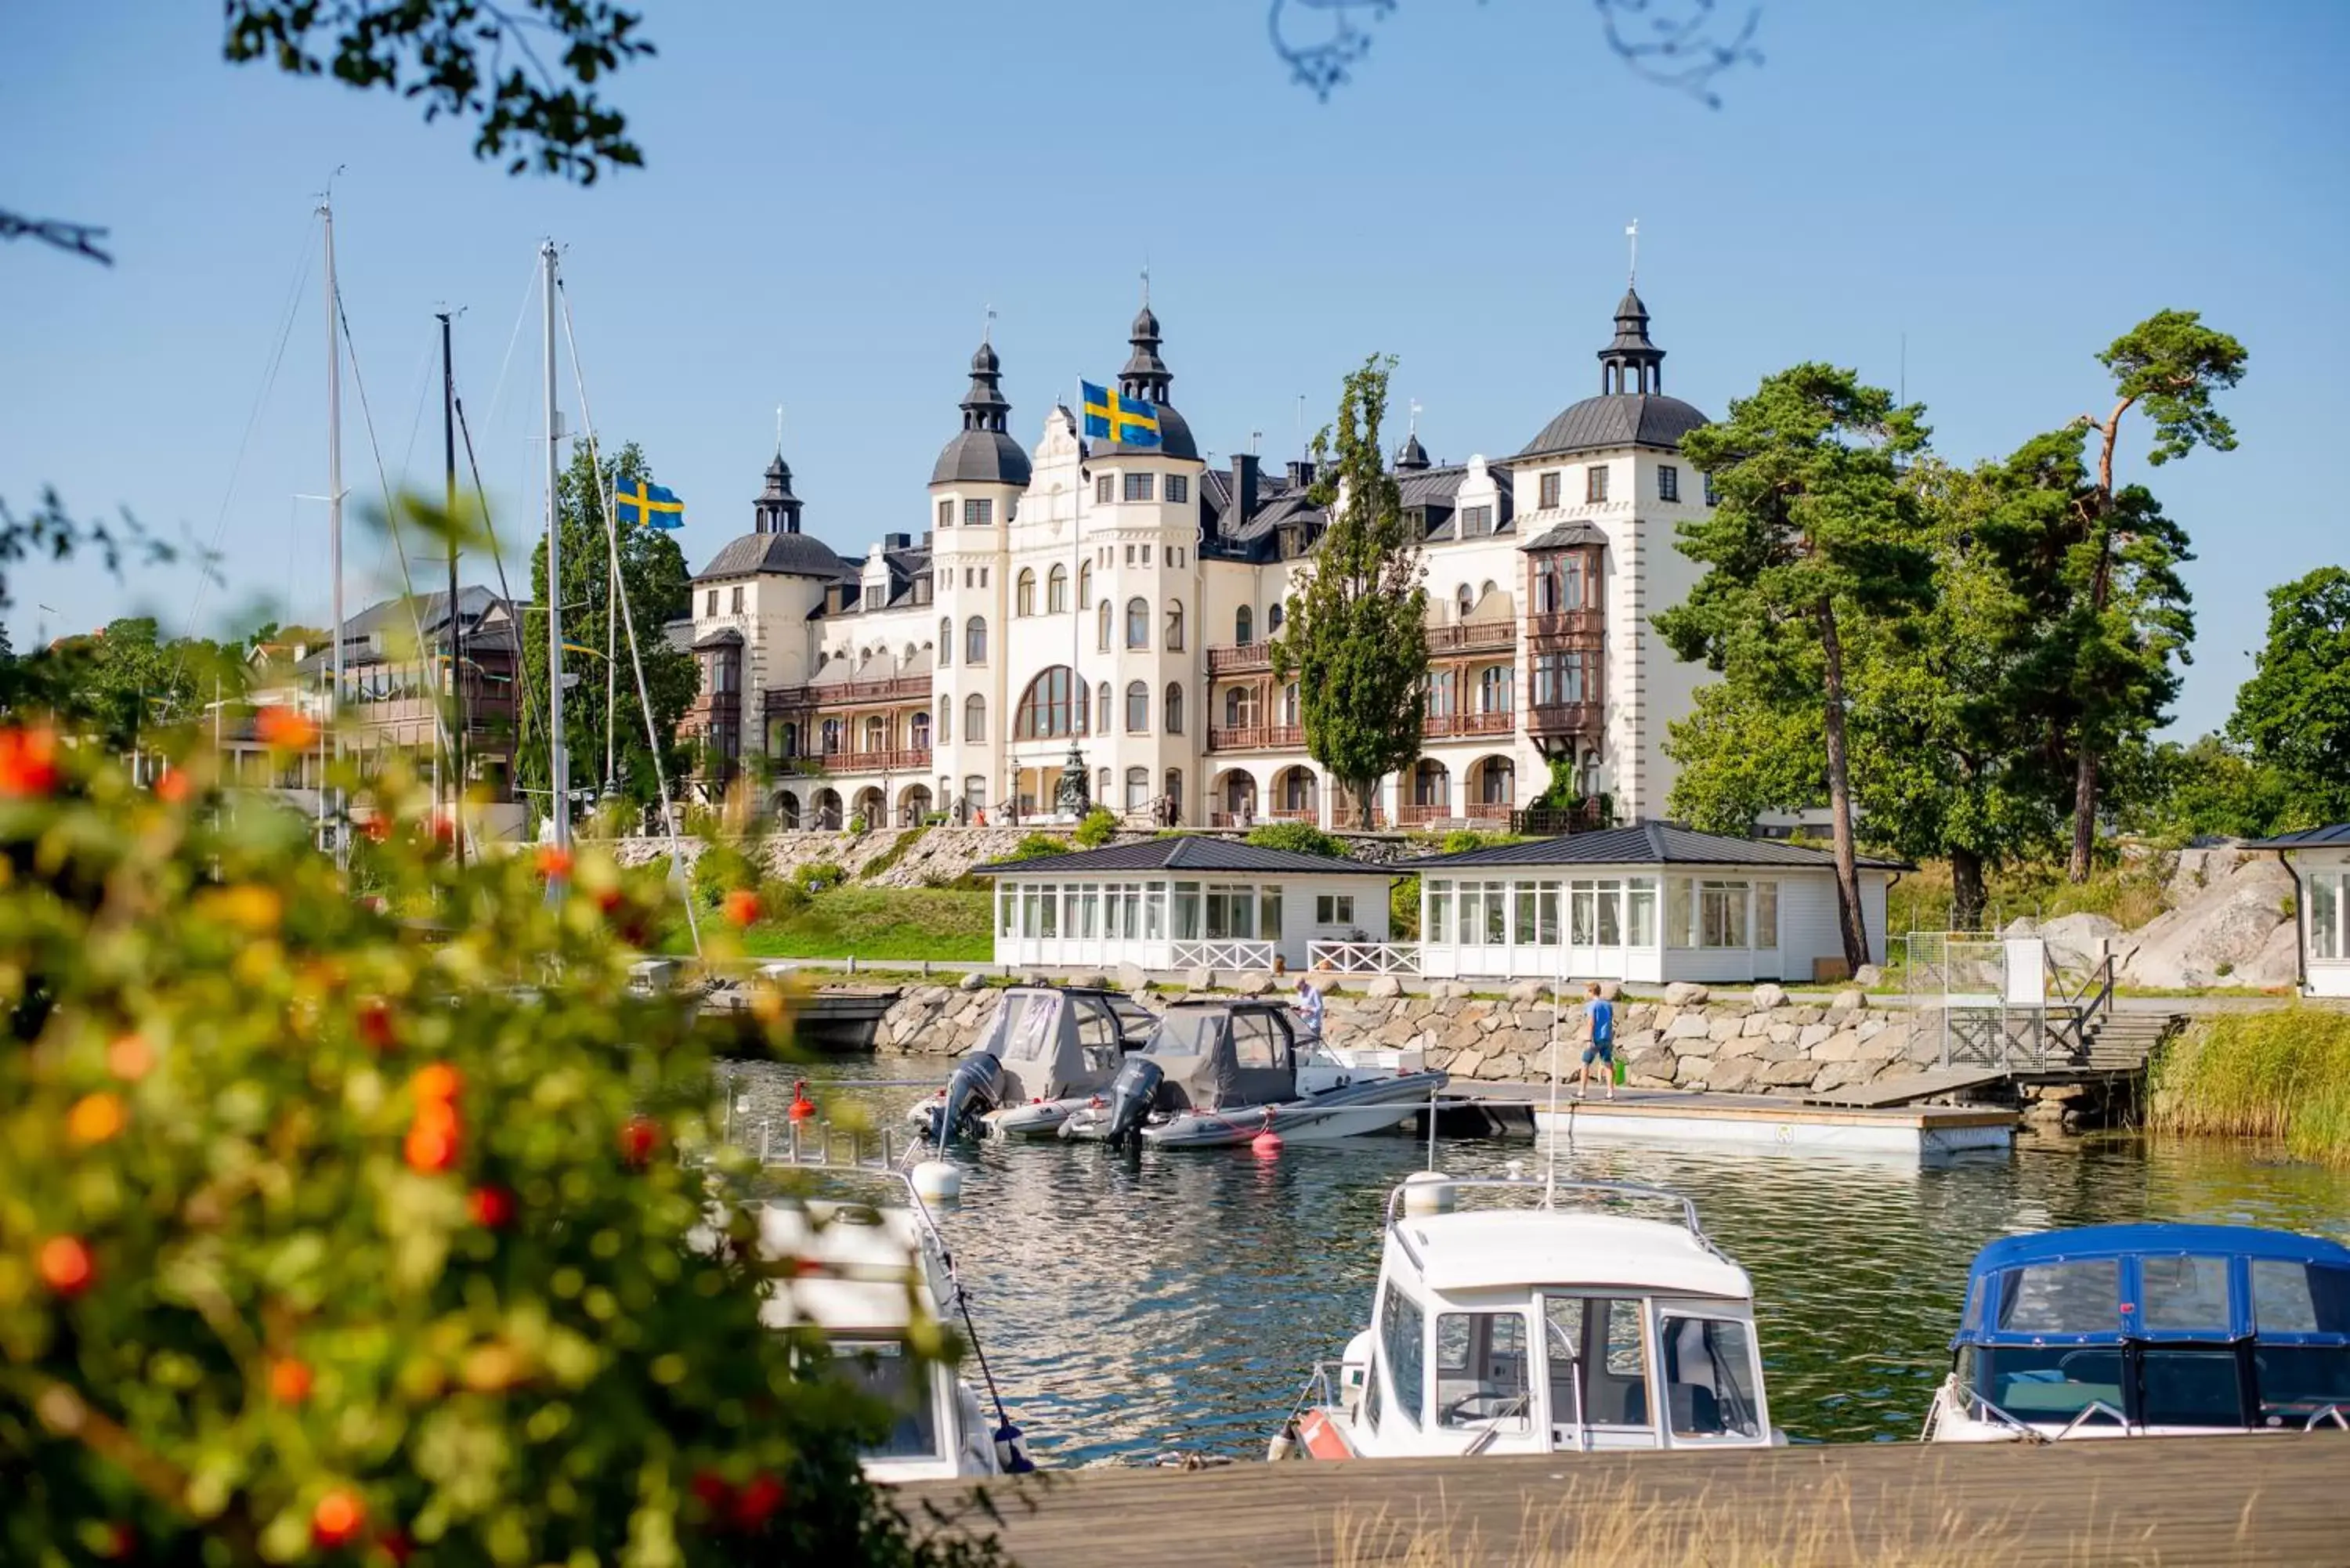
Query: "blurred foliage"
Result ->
[[0, 726, 1003, 1566], [1242, 823, 1347, 861]]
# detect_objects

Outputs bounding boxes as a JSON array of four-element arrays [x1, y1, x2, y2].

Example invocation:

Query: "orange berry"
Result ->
[[256, 706, 319, 753], [722, 887, 761, 928], [618, 1115, 660, 1168], [154, 767, 190, 804], [269, 1357, 313, 1404], [536, 844, 573, 880], [38, 1236, 94, 1295], [0, 725, 60, 798], [410, 1064, 461, 1104], [67, 1092, 126, 1145], [467, 1185, 516, 1229], [310, 1487, 365, 1548], [106, 1035, 154, 1081], [404, 1104, 460, 1173]]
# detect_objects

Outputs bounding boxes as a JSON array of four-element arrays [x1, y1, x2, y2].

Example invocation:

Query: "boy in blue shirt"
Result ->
[[1575, 981, 1615, 1100]]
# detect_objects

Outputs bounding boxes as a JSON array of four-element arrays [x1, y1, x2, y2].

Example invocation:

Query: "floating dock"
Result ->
[[1449, 1082, 2015, 1157], [903, 1436, 2342, 1567]]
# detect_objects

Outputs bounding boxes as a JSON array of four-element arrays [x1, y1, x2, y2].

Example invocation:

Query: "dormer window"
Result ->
[[964, 498, 993, 526], [1538, 471, 1561, 509], [1461, 505, 1494, 538]]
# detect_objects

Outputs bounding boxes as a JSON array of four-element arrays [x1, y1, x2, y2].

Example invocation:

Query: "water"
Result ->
[[728, 1060, 2350, 1464]]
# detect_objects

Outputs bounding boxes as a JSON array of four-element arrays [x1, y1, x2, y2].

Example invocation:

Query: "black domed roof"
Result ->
[[1517, 394, 1708, 460], [932, 331, 1032, 488], [697, 529, 850, 583], [1094, 294, 1198, 461], [1395, 430, 1432, 471]]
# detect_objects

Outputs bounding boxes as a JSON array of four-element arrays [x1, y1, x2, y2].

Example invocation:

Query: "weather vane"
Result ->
[[1626, 218, 1640, 285]]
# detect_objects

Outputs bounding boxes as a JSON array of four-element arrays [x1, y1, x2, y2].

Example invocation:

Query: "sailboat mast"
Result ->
[[321, 195, 347, 869], [543, 240, 570, 866], [440, 309, 465, 867]]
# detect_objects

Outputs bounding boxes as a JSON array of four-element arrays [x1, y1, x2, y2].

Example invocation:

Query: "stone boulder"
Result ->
[[957, 970, 986, 992], [1506, 978, 1546, 1004], [1115, 962, 1150, 992], [2120, 854, 2296, 989], [1852, 964, 1884, 988], [1188, 967, 1217, 993], [1235, 973, 1274, 997], [1365, 974, 1402, 999], [1433, 980, 1473, 999], [2027, 912, 2124, 971], [1827, 988, 1865, 1012], [1750, 982, 1788, 1010], [1595, 980, 1624, 1001], [1665, 981, 1711, 1007]]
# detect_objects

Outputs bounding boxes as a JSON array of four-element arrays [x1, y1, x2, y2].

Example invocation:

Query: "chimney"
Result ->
[[922, 529, 934, 549], [884, 532, 911, 551], [1286, 459, 1316, 491], [1230, 453, 1260, 537]]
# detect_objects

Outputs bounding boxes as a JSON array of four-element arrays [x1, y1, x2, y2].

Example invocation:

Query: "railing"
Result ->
[[1426, 620, 1517, 656], [1206, 810, 1260, 829], [1462, 800, 1513, 823], [1422, 710, 1513, 739], [1307, 940, 1421, 975], [2046, 953, 2117, 1063], [1509, 800, 1606, 836], [1526, 702, 1603, 737], [1206, 643, 1273, 675], [1268, 806, 1318, 823], [765, 674, 932, 711], [1171, 939, 1277, 972], [1528, 609, 1604, 643], [1396, 803, 1452, 828], [1207, 723, 1303, 751]]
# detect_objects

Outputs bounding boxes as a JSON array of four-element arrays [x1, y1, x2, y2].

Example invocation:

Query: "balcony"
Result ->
[[1528, 609, 1604, 645], [1206, 642, 1274, 676], [1422, 710, 1513, 740], [1526, 702, 1603, 739], [1396, 802, 1450, 828], [765, 674, 932, 712], [1206, 723, 1303, 751], [1426, 620, 1516, 656], [1509, 800, 1607, 836], [791, 745, 933, 775]]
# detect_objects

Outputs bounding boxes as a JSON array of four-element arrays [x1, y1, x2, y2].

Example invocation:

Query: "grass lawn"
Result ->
[[665, 886, 995, 963]]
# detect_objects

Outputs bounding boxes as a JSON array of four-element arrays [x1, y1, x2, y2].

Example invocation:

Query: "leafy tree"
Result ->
[[9, 618, 253, 756], [1663, 679, 1826, 837], [0, 730, 1003, 1566], [2058, 310, 2246, 880], [1243, 822, 1348, 860], [517, 442, 698, 816], [1658, 364, 1932, 970], [2107, 732, 2294, 844], [1073, 806, 1120, 847], [2228, 565, 2350, 827], [1275, 356, 1429, 829]]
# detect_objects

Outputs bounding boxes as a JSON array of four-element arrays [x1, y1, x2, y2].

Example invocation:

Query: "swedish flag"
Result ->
[[1081, 381, 1161, 449], [614, 477, 685, 529]]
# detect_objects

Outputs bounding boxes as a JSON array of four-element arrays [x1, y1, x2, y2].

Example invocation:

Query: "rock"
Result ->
[[1708, 1056, 1761, 1093], [1070, 972, 1107, 990], [1433, 980, 1473, 1000], [2033, 1082, 2090, 1103], [1852, 964, 1884, 988], [2240, 919, 2301, 990], [1713, 1031, 1762, 1062], [1856, 1017, 1888, 1043], [1476, 1008, 1507, 1035], [1596, 980, 1624, 1001], [1451, 1050, 1486, 1080], [1506, 979, 1546, 1004], [1750, 982, 1788, 1010], [1665, 981, 1711, 1007], [1666, 1013, 1713, 1040], [1759, 1035, 1804, 1063], [1188, 967, 1217, 993], [1617, 1028, 1659, 1057], [2120, 854, 2295, 989], [2034, 912, 2124, 971], [1365, 974, 1402, 999], [1768, 1023, 1798, 1045], [1798, 1023, 1832, 1050], [1741, 1013, 1773, 1038], [1827, 988, 1865, 1012], [1810, 1033, 1864, 1063], [1760, 1057, 1819, 1088], [1115, 962, 1149, 992], [1235, 973, 1274, 997], [1672, 1055, 1711, 1087], [957, 970, 986, 992], [1625, 1048, 1675, 1086]]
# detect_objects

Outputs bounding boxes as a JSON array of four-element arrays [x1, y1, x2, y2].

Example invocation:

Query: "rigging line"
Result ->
[[479, 254, 540, 452], [454, 390, 544, 757], [164, 208, 319, 702], [554, 273, 702, 958]]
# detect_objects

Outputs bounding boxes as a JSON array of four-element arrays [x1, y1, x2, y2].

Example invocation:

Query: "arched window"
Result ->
[[1016, 667, 1079, 739], [1166, 600, 1185, 651], [1097, 599, 1112, 652], [938, 616, 952, 667], [1165, 681, 1184, 735], [1480, 580, 1498, 601], [1223, 686, 1246, 728], [1126, 680, 1149, 732], [821, 717, 844, 755], [862, 715, 886, 752], [1268, 603, 1284, 634], [1126, 597, 1150, 649], [909, 710, 932, 750], [1480, 758, 1516, 804], [1282, 681, 1301, 726], [964, 693, 986, 742], [1455, 584, 1474, 620], [1097, 766, 1112, 802], [1015, 569, 1036, 617], [1047, 564, 1068, 613], [1164, 769, 1183, 817], [1125, 767, 1151, 811], [1235, 605, 1253, 645], [964, 616, 988, 665], [1079, 561, 1094, 608], [1480, 666, 1513, 714], [937, 697, 951, 744]]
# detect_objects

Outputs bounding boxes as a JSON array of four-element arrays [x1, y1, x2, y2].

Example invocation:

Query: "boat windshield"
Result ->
[[1656, 1314, 1764, 1440], [1433, 1310, 1532, 1433], [830, 1339, 942, 1459]]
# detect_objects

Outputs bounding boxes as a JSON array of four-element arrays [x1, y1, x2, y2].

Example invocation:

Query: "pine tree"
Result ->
[[1274, 356, 1429, 829]]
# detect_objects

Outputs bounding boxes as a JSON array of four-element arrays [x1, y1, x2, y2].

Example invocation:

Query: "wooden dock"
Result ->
[[1448, 1082, 2016, 1157], [902, 1438, 2346, 1566]]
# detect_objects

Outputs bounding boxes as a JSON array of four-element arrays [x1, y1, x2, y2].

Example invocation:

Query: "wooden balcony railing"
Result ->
[[786, 745, 933, 775], [1462, 800, 1513, 823], [1426, 620, 1517, 656], [1267, 805, 1319, 823], [1422, 710, 1513, 739], [1509, 800, 1608, 836], [1526, 702, 1603, 738], [1397, 802, 1452, 827], [765, 674, 932, 712], [1528, 609, 1604, 644], [1206, 643, 1274, 675], [1206, 723, 1303, 751]]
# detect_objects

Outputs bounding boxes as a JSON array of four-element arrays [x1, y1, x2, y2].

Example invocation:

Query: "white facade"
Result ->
[[984, 868, 1394, 974], [677, 287, 1720, 833], [2269, 836, 2350, 998]]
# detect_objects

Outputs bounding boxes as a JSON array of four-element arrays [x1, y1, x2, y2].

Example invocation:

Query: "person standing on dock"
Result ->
[[1575, 981, 1615, 1100]]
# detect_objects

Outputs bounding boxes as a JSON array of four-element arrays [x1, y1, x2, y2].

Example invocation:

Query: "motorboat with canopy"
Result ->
[[1057, 999, 1448, 1149], [909, 985, 1159, 1141], [1922, 1223, 2350, 1441], [1275, 1176, 1780, 1458]]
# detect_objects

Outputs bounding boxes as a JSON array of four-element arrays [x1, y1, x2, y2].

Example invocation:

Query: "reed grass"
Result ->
[[2147, 1008, 2350, 1166]]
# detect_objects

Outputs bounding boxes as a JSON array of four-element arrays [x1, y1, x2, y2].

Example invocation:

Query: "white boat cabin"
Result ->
[[1408, 822, 1900, 985], [1298, 1179, 1776, 1458]]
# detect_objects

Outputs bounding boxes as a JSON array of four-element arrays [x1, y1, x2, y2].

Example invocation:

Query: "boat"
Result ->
[[1057, 999, 1448, 1149], [909, 985, 1159, 1141], [730, 1163, 1032, 1481], [1276, 1175, 1781, 1458], [1922, 1223, 2350, 1442]]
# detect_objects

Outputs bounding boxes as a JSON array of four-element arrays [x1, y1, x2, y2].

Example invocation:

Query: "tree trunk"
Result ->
[[1817, 599, 1871, 972], [1350, 779, 1373, 832], [2068, 746, 2099, 883], [1950, 845, 1987, 933], [2068, 406, 2127, 884]]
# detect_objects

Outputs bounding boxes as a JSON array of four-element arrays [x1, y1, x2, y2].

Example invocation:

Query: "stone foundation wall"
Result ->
[[861, 980, 1946, 1100]]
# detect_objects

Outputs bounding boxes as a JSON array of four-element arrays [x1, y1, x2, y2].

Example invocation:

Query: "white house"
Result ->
[[2255, 825, 2350, 998], [974, 836, 1397, 974], [1405, 823, 1905, 985]]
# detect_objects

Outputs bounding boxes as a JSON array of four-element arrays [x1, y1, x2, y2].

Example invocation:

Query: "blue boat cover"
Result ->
[[1954, 1224, 2350, 1349]]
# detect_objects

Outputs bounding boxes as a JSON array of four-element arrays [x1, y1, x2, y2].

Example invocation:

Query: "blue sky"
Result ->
[[3, 0, 2343, 736]]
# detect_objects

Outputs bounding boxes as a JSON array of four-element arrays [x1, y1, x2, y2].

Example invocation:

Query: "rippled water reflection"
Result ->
[[728, 1060, 2350, 1464]]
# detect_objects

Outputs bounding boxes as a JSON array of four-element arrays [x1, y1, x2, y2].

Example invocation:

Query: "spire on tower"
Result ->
[[1625, 218, 1640, 286]]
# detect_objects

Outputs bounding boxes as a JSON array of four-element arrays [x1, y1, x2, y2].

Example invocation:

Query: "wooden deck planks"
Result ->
[[902, 1439, 2350, 1566]]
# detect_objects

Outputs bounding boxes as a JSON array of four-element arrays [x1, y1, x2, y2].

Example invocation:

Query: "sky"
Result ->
[[3, 0, 2345, 737]]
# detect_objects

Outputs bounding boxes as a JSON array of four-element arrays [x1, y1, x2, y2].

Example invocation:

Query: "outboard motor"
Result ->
[[929, 1052, 1002, 1143], [1100, 1055, 1164, 1152]]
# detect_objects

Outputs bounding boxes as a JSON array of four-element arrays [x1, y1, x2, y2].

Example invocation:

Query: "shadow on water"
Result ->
[[725, 1058, 2350, 1465]]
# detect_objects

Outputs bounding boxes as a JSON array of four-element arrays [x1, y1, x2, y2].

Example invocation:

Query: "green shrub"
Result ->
[[758, 875, 810, 920], [1438, 829, 1517, 855], [1006, 833, 1072, 862], [690, 840, 760, 908], [1245, 822, 1348, 860], [1390, 872, 1423, 940], [1073, 806, 1119, 847], [792, 859, 845, 895]]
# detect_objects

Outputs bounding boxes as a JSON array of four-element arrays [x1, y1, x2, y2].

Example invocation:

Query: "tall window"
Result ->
[[1166, 600, 1185, 650], [1479, 666, 1513, 714], [1015, 569, 1036, 617], [937, 498, 952, 529], [821, 718, 843, 755], [1126, 681, 1149, 732], [1268, 603, 1284, 634], [1016, 667, 1079, 739], [1094, 474, 1113, 504], [1047, 564, 1068, 613], [1538, 470, 1561, 509], [862, 715, 886, 752], [964, 616, 987, 665], [1097, 600, 1112, 652], [1585, 464, 1610, 504], [1165, 682, 1184, 734], [1534, 650, 1596, 706], [1658, 464, 1679, 502], [964, 497, 994, 526], [705, 589, 718, 616], [1124, 471, 1155, 502], [1079, 562, 1093, 607], [1125, 767, 1150, 811], [963, 694, 986, 742], [1534, 553, 1593, 613], [938, 616, 953, 666], [1455, 584, 1474, 620], [1282, 681, 1301, 726], [937, 697, 951, 744], [1235, 605, 1253, 645], [1098, 683, 1112, 732], [1166, 474, 1189, 504], [1126, 597, 1150, 649], [730, 585, 744, 614]]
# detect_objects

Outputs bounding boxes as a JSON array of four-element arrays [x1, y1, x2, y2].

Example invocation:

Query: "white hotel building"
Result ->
[[673, 287, 1715, 833]]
